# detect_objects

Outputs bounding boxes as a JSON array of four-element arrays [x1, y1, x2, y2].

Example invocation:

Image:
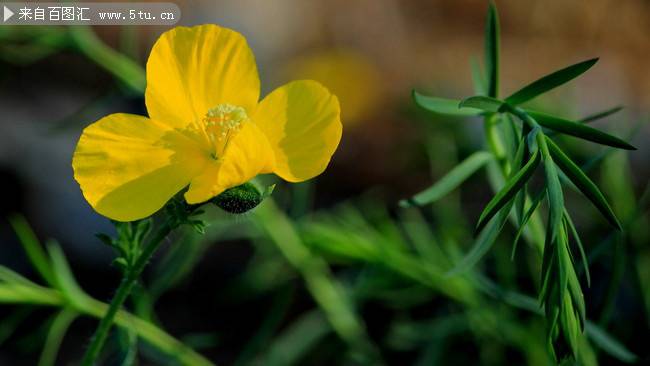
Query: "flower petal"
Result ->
[[145, 24, 260, 129], [72, 113, 209, 221], [252, 80, 342, 182], [184, 122, 274, 204]]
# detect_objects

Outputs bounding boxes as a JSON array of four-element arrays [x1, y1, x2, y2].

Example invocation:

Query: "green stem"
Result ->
[[0, 282, 212, 365], [484, 113, 507, 170], [81, 220, 173, 366], [67, 26, 146, 94]]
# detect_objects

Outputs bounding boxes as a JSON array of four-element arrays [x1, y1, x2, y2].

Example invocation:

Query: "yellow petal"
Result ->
[[72, 113, 209, 221], [145, 24, 260, 129], [184, 122, 274, 204], [252, 80, 342, 182]]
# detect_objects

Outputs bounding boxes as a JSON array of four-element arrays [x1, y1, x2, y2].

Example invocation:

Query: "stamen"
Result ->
[[201, 104, 247, 159]]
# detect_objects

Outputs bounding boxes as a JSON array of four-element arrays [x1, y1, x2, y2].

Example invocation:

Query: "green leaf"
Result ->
[[505, 58, 598, 105], [556, 226, 570, 310], [540, 136, 564, 245], [447, 200, 514, 277], [470, 57, 487, 95], [546, 137, 622, 229], [527, 110, 636, 150], [566, 255, 586, 330], [539, 242, 556, 304], [400, 151, 492, 207], [476, 275, 638, 364], [412, 91, 481, 116], [459, 96, 505, 113], [484, 1, 500, 97], [510, 135, 527, 224], [511, 189, 545, 259], [261, 310, 330, 366], [46, 241, 90, 306], [559, 291, 580, 358], [0, 266, 40, 287], [564, 211, 591, 287], [476, 150, 540, 233], [38, 309, 77, 366], [585, 322, 638, 363], [580, 106, 623, 124], [7, 214, 56, 287]]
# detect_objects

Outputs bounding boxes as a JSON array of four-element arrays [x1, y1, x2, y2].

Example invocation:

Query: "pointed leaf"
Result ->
[[556, 226, 570, 309], [580, 106, 623, 124], [412, 91, 481, 116], [400, 151, 492, 207], [7, 214, 56, 288], [527, 110, 636, 150], [511, 189, 545, 259], [540, 133, 564, 245], [564, 210, 591, 287], [539, 241, 556, 303], [476, 150, 540, 233], [485, 1, 500, 97], [505, 58, 598, 105], [459, 96, 505, 113], [585, 322, 638, 363], [546, 137, 622, 229], [470, 57, 487, 95], [446, 200, 513, 277], [46, 241, 90, 306], [510, 138, 527, 224], [38, 309, 77, 366]]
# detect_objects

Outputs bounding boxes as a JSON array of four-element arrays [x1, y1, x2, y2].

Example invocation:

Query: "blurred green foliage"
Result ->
[[0, 5, 648, 365]]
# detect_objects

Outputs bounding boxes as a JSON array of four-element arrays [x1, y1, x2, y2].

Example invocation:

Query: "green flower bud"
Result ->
[[211, 182, 274, 214]]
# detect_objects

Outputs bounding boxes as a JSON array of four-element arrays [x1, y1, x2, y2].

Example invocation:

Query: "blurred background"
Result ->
[[0, 0, 648, 365]]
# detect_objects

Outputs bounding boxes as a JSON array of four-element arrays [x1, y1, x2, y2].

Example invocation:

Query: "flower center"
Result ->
[[200, 104, 248, 159]]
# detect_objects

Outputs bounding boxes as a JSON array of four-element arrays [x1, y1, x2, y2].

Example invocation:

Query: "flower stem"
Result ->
[[81, 220, 173, 366]]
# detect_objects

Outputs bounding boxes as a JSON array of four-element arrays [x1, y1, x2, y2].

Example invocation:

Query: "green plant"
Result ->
[[403, 2, 636, 362], [2, 214, 212, 365]]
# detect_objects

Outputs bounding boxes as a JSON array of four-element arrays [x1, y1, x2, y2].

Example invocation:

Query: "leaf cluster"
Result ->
[[406, 2, 635, 361]]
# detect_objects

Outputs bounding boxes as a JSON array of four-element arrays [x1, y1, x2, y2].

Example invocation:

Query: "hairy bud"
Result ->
[[211, 182, 274, 214]]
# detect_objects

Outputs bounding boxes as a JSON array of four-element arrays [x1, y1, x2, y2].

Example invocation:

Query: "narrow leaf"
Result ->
[[505, 58, 598, 105], [400, 151, 492, 207], [459, 95, 505, 113], [476, 150, 541, 233], [564, 254, 587, 332], [511, 189, 545, 259], [7, 214, 56, 287], [485, 1, 500, 98], [556, 226, 570, 310], [470, 57, 487, 95], [541, 135, 564, 245], [446, 200, 513, 277], [527, 110, 636, 150], [38, 309, 77, 366], [46, 241, 89, 305], [546, 137, 622, 229], [509, 134, 527, 224], [539, 241, 556, 303], [585, 322, 638, 363], [412, 90, 481, 116], [564, 211, 591, 287], [580, 106, 623, 124]]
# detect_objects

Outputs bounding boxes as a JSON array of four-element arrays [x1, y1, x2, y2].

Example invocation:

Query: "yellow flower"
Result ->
[[72, 25, 342, 222]]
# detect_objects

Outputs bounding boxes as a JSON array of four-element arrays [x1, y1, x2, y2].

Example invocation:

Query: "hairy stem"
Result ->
[[81, 220, 173, 366]]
